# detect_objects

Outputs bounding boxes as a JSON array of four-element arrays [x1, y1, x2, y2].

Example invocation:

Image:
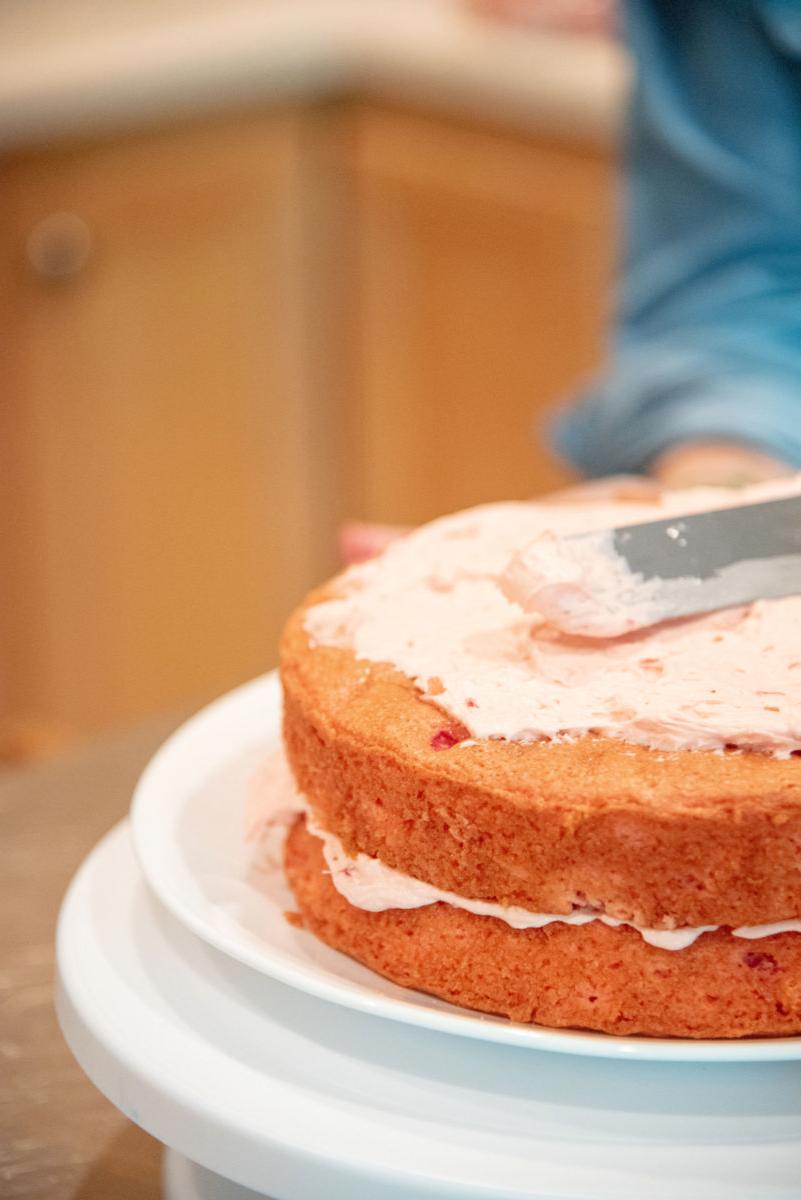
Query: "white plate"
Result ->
[[130, 672, 801, 1063]]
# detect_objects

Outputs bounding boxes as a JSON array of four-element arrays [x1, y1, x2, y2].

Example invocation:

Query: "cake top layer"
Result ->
[[305, 477, 801, 756]]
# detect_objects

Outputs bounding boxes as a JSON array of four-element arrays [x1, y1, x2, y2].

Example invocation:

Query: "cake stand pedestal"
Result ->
[[163, 1150, 269, 1200], [57, 822, 801, 1200]]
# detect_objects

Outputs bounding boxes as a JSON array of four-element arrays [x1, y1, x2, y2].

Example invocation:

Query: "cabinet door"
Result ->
[[0, 113, 329, 735], [341, 106, 614, 526]]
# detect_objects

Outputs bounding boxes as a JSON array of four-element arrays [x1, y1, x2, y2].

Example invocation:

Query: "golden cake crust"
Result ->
[[285, 816, 801, 1039], [281, 585, 801, 929]]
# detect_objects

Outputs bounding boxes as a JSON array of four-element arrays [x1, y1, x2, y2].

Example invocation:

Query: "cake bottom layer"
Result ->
[[284, 816, 801, 1039]]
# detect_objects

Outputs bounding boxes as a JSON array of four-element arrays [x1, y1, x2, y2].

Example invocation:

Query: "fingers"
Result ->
[[650, 442, 793, 490], [468, 0, 612, 34], [338, 442, 790, 568], [542, 442, 794, 510], [543, 474, 663, 504], [339, 521, 412, 565], [340, 477, 658, 567]]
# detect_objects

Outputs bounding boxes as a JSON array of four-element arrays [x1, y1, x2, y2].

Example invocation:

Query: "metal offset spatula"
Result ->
[[568, 495, 801, 631]]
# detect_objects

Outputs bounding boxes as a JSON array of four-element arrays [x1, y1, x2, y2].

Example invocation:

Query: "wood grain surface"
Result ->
[[1, 712, 187, 1198]]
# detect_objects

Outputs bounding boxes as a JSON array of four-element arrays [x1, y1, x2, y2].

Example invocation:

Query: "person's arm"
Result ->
[[554, 0, 801, 483]]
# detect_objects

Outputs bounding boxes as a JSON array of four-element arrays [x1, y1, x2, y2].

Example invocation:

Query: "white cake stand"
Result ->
[[56, 822, 801, 1200]]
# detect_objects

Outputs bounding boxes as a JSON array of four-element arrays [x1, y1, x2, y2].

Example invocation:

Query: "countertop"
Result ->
[[0, 0, 626, 153], [1, 712, 190, 1199]]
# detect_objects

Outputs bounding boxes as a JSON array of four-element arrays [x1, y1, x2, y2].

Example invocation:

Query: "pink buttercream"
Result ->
[[501, 528, 667, 637], [304, 477, 801, 755]]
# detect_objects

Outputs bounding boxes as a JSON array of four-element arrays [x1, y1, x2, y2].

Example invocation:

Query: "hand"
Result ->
[[339, 521, 412, 565], [540, 444, 793, 505], [339, 445, 793, 565], [338, 478, 657, 566], [542, 474, 662, 504], [649, 441, 792, 489], [468, 0, 612, 35]]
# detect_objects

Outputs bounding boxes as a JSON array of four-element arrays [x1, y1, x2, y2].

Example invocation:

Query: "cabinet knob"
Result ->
[[26, 212, 94, 282]]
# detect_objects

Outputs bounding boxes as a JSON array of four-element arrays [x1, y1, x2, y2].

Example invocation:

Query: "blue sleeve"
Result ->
[[553, 0, 801, 477]]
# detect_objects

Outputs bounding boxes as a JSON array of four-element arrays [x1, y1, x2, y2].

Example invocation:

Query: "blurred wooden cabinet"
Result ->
[[0, 112, 336, 738], [0, 101, 613, 747], [341, 106, 612, 525]]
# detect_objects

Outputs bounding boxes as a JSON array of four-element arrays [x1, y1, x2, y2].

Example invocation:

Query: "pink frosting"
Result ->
[[500, 528, 667, 637], [305, 477, 801, 755]]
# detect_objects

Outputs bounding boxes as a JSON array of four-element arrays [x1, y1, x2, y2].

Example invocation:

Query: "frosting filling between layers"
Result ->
[[304, 807, 801, 952], [251, 749, 801, 951], [304, 476, 801, 755]]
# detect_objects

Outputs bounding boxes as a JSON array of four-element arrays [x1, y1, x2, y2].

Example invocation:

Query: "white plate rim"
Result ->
[[130, 671, 801, 1063]]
